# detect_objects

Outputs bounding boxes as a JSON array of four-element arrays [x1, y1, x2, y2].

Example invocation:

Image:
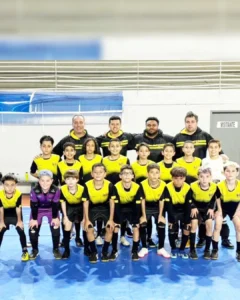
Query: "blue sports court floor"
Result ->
[[0, 208, 239, 300]]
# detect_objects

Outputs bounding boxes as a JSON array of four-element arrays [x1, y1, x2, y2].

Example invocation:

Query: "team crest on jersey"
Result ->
[[209, 194, 213, 197], [237, 194, 240, 197], [103, 193, 109, 197]]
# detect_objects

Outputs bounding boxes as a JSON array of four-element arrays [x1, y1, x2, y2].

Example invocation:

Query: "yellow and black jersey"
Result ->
[[0, 189, 22, 214], [158, 161, 179, 183], [60, 184, 84, 205], [190, 181, 217, 210], [140, 179, 167, 208], [102, 155, 130, 185], [57, 160, 82, 185], [131, 160, 154, 184], [78, 154, 102, 183], [216, 180, 240, 216], [96, 130, 135, 157], [30, 154, 60, 175], [173, 127, 220, 159], [111, 181, 140, 205], [176, 157, 201, 183], [82, 179, 113, 207]]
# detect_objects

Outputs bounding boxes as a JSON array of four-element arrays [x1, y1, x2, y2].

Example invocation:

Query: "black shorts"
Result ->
[[169, 211, 189, 226], [66, 204, 83, 223], [114, 202, 139, 225], [4, 214, 18, 229], [89, 206, 110, 224], [222, 210, 235, 221], [191, 209, 212, 222], [146, 207, 159, 223]]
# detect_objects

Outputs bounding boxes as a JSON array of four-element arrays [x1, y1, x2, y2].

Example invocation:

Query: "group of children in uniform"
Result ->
[[1, 134, 240, 264]]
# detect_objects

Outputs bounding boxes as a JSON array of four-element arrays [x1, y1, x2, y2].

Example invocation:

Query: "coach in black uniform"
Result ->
[[134, 117, 173, 162], [53, 115, 94, 159], [96, 116, 135, 157]]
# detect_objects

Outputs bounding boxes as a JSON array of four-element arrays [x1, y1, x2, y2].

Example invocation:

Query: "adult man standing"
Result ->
[[96, 116, 135, 157], [53, 115, 94, 159], [173, 111, 232, 249], [134, 117, 173, 162]]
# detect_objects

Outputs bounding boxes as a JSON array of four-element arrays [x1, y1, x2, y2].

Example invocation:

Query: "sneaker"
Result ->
[[178, 250, 189, 259], [62, 250, 70, 259], [27, 242, 32, 248], [171, 249, 178, 259], [196, 239, 206, 248], [84, 248, 91, 257], [148, 238, 156, 248], [126, 227, 133, 238], [53, 248, 62, 260], [21, 251, 29, 262], [236, 251, 240, 262], [75, 238, 84, 247], [138, 247, 148, 258], [203, 250, 211, 260], [157, 248, 171, 258], [120, 236, 130, 247], [211, 249, 219, 260], [109, 250, 118, 261], [132, 251, 140, 261], [222, 239, 234, 249], [89, 252, 98, 263], [185, 239, 190, 249], [29, 249, 39, 260], [189, 249, 198, 260], [96, 236, 104, 246], [101, 252, 109, 262]]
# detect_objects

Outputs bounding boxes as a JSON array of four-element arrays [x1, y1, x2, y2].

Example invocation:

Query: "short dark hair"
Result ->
[[145, 117, 159, 125], [82, 138, 100, 155], [185, 111, 198, 122], [40, 135, 54, 145], [171, 167, 187, 178], [63, 142, 76, 151], [163, 143, 175, 151], [120, 164, 133, 173], [92, 163, 107, 172], [109, 138, 121, 146], [109, 116, 121, 124], [208, 139, 221, 148], [136, 142, 150, 152], [1, 174, 18, 184], [183, 140, 194, 146], [147, 163, 160, 173], [64, 170, 79, 180], [72, 115, 85, 122]]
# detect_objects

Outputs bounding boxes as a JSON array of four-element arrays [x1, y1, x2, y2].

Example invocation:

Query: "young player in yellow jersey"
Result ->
[[79, 138, 102, 183], [30, 135, 61, 185], [0, 174, 29, 261], [189, 167, 217, 260], [176, 140, 201, 184], [83, 163, 114, 263], [111, 165, 141, 261], [158, 143, 179, 183], [60, 170, 84, 259], [138, 163, 170, 259], [57, 142, 82, 185], [131, 143, 155, 248], [213, 161, 240, 261], [166, 167, 192, 259]]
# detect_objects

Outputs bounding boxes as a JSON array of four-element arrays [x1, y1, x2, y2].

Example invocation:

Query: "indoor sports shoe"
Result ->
[[126, 227, 133, 238], [29, 249, 39, 260], [196, 238, 205, 248], [75, 238, 84, 247], [132, 252, 140, 261], [120, 236, 130, 247], [138, 247, 149, 258], [157, 247, 171, 258], [236, 251, 240, 262], [96, 236, 104, 246], [171, 250, 178, 259], [189, 249, 198, 260], [178, 250, 189, 259], [53, 248, 62, 260], [21, 251, 30, 262], [89, 252, 98, 263], [148, 238, 156, 248], [222, 239, 234, 249], [203, 250, 211, 260], [211, 250, 219, 260], [62, 250, 70, 259], [109, 250, 118, 261], [101, 252, 109, 262]]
